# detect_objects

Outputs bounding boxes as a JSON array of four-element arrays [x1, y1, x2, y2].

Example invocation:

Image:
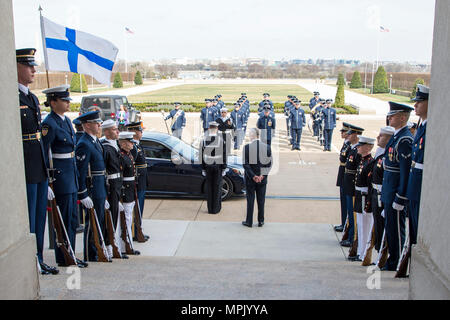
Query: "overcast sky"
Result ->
[[13, 0, 435, 63]]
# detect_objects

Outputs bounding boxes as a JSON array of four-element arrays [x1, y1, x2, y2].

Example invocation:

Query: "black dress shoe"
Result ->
[[132, 250, 140, 255], [258, 222, 264, 227], [242, 221, 252, 228], [76, 259, 88, 268], [340, 240, 352, 247], [348, 255, 359, 261], [144, 235, 150, 240], [334, 225, 344, 232], [121, 254, 129, 259], [40, 262, 59, 275], [380, 266, 396, 271]]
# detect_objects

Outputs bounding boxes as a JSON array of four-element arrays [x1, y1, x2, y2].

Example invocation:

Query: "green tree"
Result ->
[[349, 71, 362, 89], [373, 66, 389, 93], [335, 82, 345, 107], [134, 70, 143, 85], [411, 78, 425, 99], [336, 73, 346, 86], [113, 72, 123, 88], [70, 73, 88, 93]]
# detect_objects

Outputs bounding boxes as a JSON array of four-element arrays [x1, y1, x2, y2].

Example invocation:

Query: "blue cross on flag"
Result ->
[[40, 16, 119, 85]]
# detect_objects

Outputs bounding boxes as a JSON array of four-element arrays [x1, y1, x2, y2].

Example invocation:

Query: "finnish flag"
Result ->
[[40, 16, 119, 85]]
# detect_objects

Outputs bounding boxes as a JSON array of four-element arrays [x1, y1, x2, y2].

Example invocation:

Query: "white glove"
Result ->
[[118, 202, 124, 212], [80, 197, 94, 209], [47, 186, 55, 201], [105, 199, 110, 210], [222, 170, 226, 176], [392, 202, 404, 211], [202, 170, 206, 176], [381, 209, 385, 218]]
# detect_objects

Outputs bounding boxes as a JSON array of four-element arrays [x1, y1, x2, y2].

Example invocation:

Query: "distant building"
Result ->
[[177, 70, 222, 80]]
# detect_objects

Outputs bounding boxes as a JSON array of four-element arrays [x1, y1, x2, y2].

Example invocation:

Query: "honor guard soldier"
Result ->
[[381, 102, 414, 271], [370, 126, 395, 252], [17, 48, 59, 275], [350, 136, 375, 261], [217, 107, 235, 156], [309, 91, 320, 110], [200, 121, 227, 214], [407, 85, 429, 245], [289, 99, 306, 150], [164, 102, 186, 139], [334, 122, 351, 232], [312, 99, 325, 139], [257, 105, 276, 146], [258, 93, 273, 112], [201, 99, 218, 132], [322, 99, 336, 152], [216, 95, 224, 108], [284, 95, 294, 139], [231, 102, 246, 150], [72, 118, 85, 232], [116, 131, 141, 255], [75, 110, 110, 262], [126, 121, 150, 241], [340, 124, 364, 248], [240, 94, 250, 133], [41, 85, 87, 268]]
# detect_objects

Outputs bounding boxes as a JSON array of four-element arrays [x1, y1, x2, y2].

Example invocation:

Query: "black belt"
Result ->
[[345, 169, 357, 174]]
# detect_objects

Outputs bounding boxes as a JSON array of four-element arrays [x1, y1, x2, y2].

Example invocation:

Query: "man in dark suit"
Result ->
[[242, 128, 273, 227], [17, 48, 58, 275]]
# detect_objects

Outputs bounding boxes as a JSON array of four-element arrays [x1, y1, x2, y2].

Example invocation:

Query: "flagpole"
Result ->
[[124, 28, 128, 74], [38, 5, 50, 89]]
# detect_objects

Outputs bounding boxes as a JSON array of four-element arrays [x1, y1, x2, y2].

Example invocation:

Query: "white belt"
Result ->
[[123, 176, 135, 181], [107, 173, 121, 180], [355, 186, 368, 193], [52, 152, 75, 159], [412, 161, 423, 170], [372, 183, 382, 192]]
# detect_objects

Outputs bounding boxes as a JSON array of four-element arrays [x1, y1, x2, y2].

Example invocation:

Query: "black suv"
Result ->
[[80, 95, 141, 123]]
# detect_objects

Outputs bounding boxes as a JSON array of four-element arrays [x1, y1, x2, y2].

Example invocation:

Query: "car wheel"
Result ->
[[221, 176, 234, 201]]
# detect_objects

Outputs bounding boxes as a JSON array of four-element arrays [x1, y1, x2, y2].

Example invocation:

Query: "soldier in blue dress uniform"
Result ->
[[75, 110, 110, 262], [289, 99, 306, 150], [321, 99, 337, 151], [216, 95, 224, 108], [201, 99, 218, 132], [309, 91, 320, 110], [17, 48, 59, 275], [41, 85, 87, 268], [312, 99, 325, 139], [380, 101, 414, 271], [407, 85, 429, 245], [231, 102, 246, 150], [284, 95, 294, 140], [164, 102, 186, 139], [257, 106, 276, 146], [258, 93, 273, 112]]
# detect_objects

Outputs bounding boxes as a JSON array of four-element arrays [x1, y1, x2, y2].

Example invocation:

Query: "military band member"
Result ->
[[164, 102, 186, 139], [407, 85, 429, 245], [258, 93, 273, 112], [370, 126, 395, 251], [17, 48, 58, 275], [350, 136, 375, 261], [309, 91, 320, 110], [116, 131, 141, 255], [75, 110, 110, 262], [284, 95, 294, 139], [340, 124, 364, 248], [289, 99, 306, 151], [200, 121, 227, 214], [334, 122, 351, 232], [322, 99, 336, 152], [311, 99, 325, 140], [126, 121, 150, 241], [201, 99, 218, 132], [240, 94, 250, 133], [41, 85, 87, 268], [381, 102, 414, 271], [231, 102, 246, 150], [257, 106, 276, 146]]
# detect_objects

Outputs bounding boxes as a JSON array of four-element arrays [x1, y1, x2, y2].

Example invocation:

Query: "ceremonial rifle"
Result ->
[[120, 209, 135, 254], [395, 215, 411, 278], [105, 209, 122, 258], [361, 225, 376, 266], [348, 212, 358, 257], [88, 208, 112, 262], [376, 229, 389, 269], [341, 215, 350, 241], [133, 185, 147, 243]]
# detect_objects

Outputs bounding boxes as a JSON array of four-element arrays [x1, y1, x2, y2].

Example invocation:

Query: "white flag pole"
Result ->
[[39, 5, 50, 88]]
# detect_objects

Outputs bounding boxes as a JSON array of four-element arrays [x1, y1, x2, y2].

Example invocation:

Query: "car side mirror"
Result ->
[[171, 154, 183, 165]]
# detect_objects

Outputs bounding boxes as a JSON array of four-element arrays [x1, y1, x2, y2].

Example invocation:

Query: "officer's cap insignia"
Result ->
[[41, 125, 49, 136]]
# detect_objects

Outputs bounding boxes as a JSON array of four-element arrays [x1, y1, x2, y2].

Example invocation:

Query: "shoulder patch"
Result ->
[[76, 154, 86, 162], [41, 124, 49, 136]]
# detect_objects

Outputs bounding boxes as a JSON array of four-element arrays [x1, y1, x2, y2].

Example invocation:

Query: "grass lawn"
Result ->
[[127, 84, 313, 104], [328, 84, 414, 105]]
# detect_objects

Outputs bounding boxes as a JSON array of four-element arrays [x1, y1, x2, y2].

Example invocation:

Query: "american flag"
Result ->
[[380, 26, 390, 32], [125, 27, 134, 34]]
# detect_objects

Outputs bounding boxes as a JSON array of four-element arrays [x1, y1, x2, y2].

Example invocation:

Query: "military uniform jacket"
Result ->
[[258, 100, 274, 112], [130, 141, 148, 192], [231, 109, 246, 129], [216, 117, 234, 132], [343, 145, 362, 196], [284, 101, 293, 117], [407, 122, 426, 202], [289, 107, 306, 129], [165, 109, 186, 130], [41, 112, 78, 195], [201, 107, 218, 129], [313, 106, 323, 122], [75, 133, 107, 200], [322, 107, 336, 130], [200, 134, 227, 170], [257, 115, 276, 141], [336, 140, 351, 187], [381, 126, 413, 206], [309, 97, 320, 110], [19, 89, 47, 184], [119, 149, 136, 203], [354, 154, 374, 213]]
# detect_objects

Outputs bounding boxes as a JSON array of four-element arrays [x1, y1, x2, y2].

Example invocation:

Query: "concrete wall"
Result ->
[[409, 0, 450, 300], [0, 0, 39, 299]]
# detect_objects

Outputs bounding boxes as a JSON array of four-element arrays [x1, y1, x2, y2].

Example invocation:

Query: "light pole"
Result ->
[[65, 74, 68, 86], [389, 74, 393, 94]]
